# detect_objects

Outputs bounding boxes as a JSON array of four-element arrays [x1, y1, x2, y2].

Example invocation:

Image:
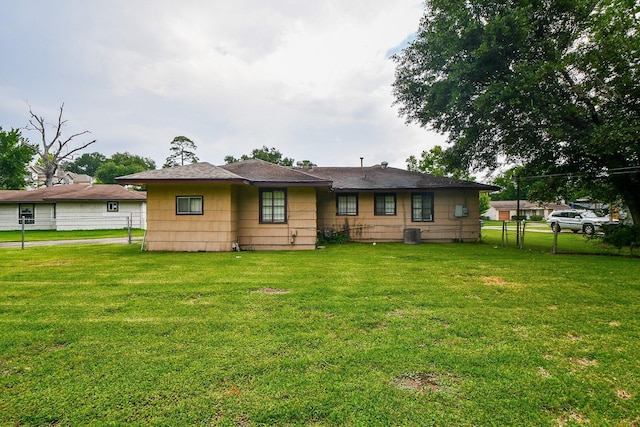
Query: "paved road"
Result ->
[[0, 237, 143, 248]]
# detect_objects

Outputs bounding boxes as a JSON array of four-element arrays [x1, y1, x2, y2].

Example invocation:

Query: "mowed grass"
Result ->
[[0, 235, 638, 426], [0, 229, 145, 243]]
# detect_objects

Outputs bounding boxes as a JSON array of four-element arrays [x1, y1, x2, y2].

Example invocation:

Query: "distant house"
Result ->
[[27, 165, 93, 189], [0, 184, 146, 231], [486, 200, 570, 221], [117, 160, 498, 252]]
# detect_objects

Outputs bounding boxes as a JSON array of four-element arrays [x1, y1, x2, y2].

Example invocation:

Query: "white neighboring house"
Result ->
[[486, 200, 571, 221], [0, 184, 146, 231]]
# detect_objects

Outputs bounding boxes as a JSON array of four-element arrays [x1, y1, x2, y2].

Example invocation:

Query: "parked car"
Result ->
[[546, 210, 611, 235]]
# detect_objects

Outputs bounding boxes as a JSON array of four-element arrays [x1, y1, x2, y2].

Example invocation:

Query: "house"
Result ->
[[0, 184, 146, 231], [486, 200, 571, 221], [27, 165, 93, 188], [116, 160, 498, 252]]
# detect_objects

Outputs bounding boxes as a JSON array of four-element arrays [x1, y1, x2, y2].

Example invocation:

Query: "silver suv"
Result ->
[[546, 210, 610, 235]]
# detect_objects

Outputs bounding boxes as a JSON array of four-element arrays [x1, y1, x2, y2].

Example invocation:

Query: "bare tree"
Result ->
[[27, 103, 97, 187]]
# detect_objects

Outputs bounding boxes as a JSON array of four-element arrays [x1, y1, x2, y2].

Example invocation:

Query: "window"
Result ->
[[107, 201, 119, 212], [176, 196, 203, 215], [374, 193, 396, 216], [260, 189, 287, 223], [337, 193, 358, 216], [412, 193, 434, 222], [19, 204, 35, 224]]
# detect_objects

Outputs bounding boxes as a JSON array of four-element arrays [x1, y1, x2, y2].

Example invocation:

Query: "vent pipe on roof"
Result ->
[[360, 157, 364, 168], [381, 161, 388, 169]]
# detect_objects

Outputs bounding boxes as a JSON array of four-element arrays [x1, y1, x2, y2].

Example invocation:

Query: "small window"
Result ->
[[107, 201, 119, 212], [412, 192, 434, 222], [337, 193, 358, 216], [260, 189, 287, 223], [176, 196, 203, 215], [18, 203, 36, 224], [19, 204, 35, 224], [374, 193, 396, 216]]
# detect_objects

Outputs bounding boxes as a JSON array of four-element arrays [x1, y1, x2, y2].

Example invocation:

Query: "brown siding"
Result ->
[[145, 183, 235, 252], [317, 189, 481, 243], [236, 186, 317, 250]]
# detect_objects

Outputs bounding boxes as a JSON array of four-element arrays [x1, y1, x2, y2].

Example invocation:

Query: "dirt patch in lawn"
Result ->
[[391, 372, 444, 393], [482, 276, 507, 286]]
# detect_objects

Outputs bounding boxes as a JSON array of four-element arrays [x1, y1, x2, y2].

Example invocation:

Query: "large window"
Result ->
[[412, 192, 434, 222], [18, 204, 35, 224], [260, 189, 287, 223], [336, 193, 358, 216], [374, 193, 396, 216], [176, 196, 203, 215]]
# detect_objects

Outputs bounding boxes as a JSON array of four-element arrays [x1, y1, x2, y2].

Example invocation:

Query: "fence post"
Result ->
[[552, 224, 558, 254], [21, 216, 25, 250], [128, 215, 132, 244]]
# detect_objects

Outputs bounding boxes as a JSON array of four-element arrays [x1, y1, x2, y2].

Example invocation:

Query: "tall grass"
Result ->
[[0, 240, 638, 425]]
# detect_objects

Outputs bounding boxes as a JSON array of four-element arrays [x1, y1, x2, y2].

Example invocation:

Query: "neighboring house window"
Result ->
[[107, 201, 119, 212], [336, 193, 358, 216], [176, 196, 203, 215], [260, 188, 287, 223], [19, 204, 35, 224], [374, 193, 396, 216], [412, 192, 434, 222]]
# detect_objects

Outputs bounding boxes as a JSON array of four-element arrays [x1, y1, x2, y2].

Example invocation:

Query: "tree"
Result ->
[[393, 0, 640, 223], [95, 152, 156, 184], [225, 146, 294, 166], [63, 152, 107, 177], [407, 145, 472, 180], [0, 127, 36, 189], [163, 136, 199, 168], [26, 103, 97, 187]]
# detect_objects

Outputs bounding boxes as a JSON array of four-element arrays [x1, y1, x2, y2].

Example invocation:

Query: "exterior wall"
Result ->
[[317, 190, 482, 243], [236, 186, 317, 251], [144, 183, 234, 252], [55, 201, 146, 231], [0, 204, 56, 231]]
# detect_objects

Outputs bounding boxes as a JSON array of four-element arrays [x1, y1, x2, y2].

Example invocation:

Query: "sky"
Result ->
[[0, 0, 446, 169]]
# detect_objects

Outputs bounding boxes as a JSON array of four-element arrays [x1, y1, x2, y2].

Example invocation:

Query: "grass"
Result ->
[[0, 234, 639, 425], [0, 229, 145, 243]]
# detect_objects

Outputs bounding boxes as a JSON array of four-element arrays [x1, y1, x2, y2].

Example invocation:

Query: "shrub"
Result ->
[[317, 228, 351, 245], [600, 223, 640, 252], [529, 215, 543, 221]]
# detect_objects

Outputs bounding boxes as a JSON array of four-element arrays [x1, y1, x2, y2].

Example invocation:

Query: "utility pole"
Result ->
[[516, 174, 521, 247]]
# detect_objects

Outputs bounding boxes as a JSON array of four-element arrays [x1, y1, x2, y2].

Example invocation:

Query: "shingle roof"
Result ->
[[115, 160, 500, 192], [306, 165, 500, 192], [220, 159, 332, 186], [0, 184, 146, 203], [116, 162, 246, 184]]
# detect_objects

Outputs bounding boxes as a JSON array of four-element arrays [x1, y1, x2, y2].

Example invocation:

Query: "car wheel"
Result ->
[[583, 224, 595, 235]]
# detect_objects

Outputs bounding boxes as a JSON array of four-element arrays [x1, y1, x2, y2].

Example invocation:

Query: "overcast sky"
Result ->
[[0, 0, 446, 169]]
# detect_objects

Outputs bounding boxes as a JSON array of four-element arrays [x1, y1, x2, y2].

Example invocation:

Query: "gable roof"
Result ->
[[0, 184, 146, 203], [307, 165, 500, 192]]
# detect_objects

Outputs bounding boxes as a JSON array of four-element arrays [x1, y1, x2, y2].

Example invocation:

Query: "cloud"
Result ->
[[0, 0, 446, 169]]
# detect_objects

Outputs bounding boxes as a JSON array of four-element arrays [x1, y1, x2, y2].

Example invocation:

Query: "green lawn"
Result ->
[[0, 233, 638, 425], [0, 229, 145, 243]]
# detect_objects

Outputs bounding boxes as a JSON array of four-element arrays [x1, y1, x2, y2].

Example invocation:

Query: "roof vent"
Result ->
[[381, 161, 389, 169]]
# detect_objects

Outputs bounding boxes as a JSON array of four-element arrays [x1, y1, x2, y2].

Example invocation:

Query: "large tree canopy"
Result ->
[[224, 146, 294, 166], [0, 127, 36, 189], [95, 152, 156, 184], [393, 0, 640, 222]]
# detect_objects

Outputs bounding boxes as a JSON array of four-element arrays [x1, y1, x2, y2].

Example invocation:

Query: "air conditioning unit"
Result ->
[[403, 228, 421, 245]]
